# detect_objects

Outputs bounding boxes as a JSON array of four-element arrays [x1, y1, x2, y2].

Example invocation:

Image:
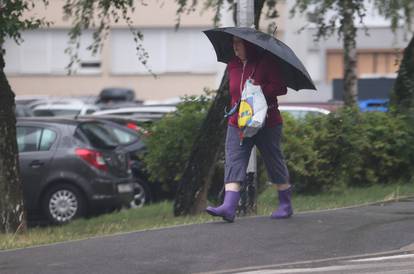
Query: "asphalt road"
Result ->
[[1, 198, 413, 274]]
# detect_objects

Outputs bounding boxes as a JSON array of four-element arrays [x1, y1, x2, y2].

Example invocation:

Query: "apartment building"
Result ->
[[3, 1, 286, 102], [3, 1, 223, 101], [4, 0, 405, 103], [281, 0, 407, 103]]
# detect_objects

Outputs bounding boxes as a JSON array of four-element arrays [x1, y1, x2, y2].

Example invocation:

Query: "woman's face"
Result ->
[[233, 37, 246, 61]]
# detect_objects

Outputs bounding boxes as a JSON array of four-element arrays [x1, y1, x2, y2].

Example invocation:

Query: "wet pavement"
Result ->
[[1, 198, 413, 274]]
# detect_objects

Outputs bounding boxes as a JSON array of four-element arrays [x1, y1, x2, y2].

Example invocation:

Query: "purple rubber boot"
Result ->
[[271, 187, 293, 219], [206, 191, 240, 222]]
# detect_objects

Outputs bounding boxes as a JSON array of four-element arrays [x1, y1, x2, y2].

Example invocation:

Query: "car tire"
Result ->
[[42, 184, 86, 224], [130, 178, 152, 208]]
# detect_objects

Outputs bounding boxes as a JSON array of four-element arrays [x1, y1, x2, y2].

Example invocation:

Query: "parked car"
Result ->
[[97, 87, 136, 103], [15, 95, 52, 106], [15, 104, 34, 117], [95, 87, 144, 109], [359, 99, 389, 112], [78, 115, 169, 205], [17, 118, 134, 224], [80, 115, 151, 136], [279, 105, 330, 119], [31, 99, 100, 117], [92, 105, 177, 121]]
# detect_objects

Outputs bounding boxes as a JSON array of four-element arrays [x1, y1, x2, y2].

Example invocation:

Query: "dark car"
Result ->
[[78, 115, 169, 206], [81, 115, 151, 136], [96, 88, 144, 110], [17, 118, 134, 224], [98, 87, 135, 103]]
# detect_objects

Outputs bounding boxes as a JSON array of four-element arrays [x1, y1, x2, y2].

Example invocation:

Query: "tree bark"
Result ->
[[342, 0, 358, 107], [391, 35, 414, 112], [173, 73, 229, 216], [0, 52, 26, 233], [254, 0, 266, 29]]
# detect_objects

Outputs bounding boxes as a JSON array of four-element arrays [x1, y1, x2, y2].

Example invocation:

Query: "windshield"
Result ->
[[33, 109, 80, 117]]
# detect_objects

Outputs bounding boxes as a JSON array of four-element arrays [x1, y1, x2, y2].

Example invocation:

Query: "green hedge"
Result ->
[[143, 102, 414, 196], [283, 108, 414, 193], [142, 95, 211, 194]]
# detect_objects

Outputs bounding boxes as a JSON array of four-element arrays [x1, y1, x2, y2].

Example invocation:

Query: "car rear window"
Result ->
[[110, 127, 139, 144], [76, 122, 138, 149]]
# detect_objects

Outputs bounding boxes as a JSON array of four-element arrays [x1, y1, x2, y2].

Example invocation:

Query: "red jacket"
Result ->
[[227, 53, 287, 127]]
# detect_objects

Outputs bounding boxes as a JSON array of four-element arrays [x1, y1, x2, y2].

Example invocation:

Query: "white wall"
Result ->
[[110, 28, 218, 75], [4, 30, 101, 75], [4, 28, 218, 76]]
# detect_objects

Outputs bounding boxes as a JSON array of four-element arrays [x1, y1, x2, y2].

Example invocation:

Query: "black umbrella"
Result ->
[[203, 27, 316, 91]]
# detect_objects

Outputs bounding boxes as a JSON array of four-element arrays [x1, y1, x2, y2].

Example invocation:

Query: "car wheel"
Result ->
[[130, 178, 151, 208], [43, 184, 86, 224]]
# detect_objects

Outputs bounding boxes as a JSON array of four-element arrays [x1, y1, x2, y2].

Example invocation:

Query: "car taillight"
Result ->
[[128, 159, 132, 175], [126, 122, 150, 136], [75, 148, 108, 172], [126, 122, 139, 131]]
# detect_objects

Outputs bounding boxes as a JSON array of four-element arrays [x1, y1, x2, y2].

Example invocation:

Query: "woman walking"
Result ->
[[206, 36, 292, 222]]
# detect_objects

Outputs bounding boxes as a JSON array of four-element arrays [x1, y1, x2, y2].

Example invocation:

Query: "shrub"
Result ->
[[143, 101, 414, 198], [283, 108, 414, 193], [142, 95, 211, 194]]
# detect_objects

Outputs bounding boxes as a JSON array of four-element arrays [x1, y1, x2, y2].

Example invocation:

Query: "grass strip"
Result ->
[[1, 183, 413, 250]]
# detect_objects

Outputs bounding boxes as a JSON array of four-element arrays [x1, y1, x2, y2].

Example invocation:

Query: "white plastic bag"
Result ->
[[237, 79, 268, 138]]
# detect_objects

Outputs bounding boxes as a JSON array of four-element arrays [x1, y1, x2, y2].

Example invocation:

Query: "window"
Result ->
[[326, 49, 402, 82], [39, 129, 57, 151], [33, 109, 80, 117], [77, 122, 119, 149], [17, 127, 57, 152], [111, 28, 217, 75], [4, 30, 101, 75], [86, 108, 97, 114], [110, 127, 139, 145]]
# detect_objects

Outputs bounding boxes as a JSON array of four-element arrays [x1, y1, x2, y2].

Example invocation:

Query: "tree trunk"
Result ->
[[0, 52, 26, 233], [254, 0, 266, 29], [391, 35, 414, 112], [342, 0, 358, 107], [173, 73, 229, 216], [237, 0, 254, 27]]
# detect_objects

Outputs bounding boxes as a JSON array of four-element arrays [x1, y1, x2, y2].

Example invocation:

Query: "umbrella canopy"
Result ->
[[203, 27, 316, 91]]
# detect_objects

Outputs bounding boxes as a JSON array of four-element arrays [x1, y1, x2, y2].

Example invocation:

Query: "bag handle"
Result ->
[[224, 51, 264, 118]]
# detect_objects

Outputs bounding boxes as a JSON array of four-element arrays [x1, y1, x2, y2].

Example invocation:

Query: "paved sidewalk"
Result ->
[[0, 198, 413, 274]]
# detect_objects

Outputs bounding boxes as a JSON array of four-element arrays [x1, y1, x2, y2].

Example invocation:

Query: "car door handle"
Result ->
[[30, 160, 45, 168]]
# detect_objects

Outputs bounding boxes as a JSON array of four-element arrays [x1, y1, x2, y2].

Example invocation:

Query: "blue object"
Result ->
[[359, 99, 389, 112]]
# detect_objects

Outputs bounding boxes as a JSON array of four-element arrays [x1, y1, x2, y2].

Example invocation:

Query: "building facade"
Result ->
[[4, 0, 285, 102], [4, 0, 406, 103], [280, 0, 407, 103], [4, 1, 222, 101]]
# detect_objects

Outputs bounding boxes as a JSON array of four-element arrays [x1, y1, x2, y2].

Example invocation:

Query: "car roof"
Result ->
[[32, 103, 98, 110], [17, 117, 100, 125], [79, 114, 151, 122], [92, 105, 177, 116], [279, 105, 331, 114]]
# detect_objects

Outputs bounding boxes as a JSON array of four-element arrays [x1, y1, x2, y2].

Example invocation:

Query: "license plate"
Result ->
[[118, 184, 133, 193]]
